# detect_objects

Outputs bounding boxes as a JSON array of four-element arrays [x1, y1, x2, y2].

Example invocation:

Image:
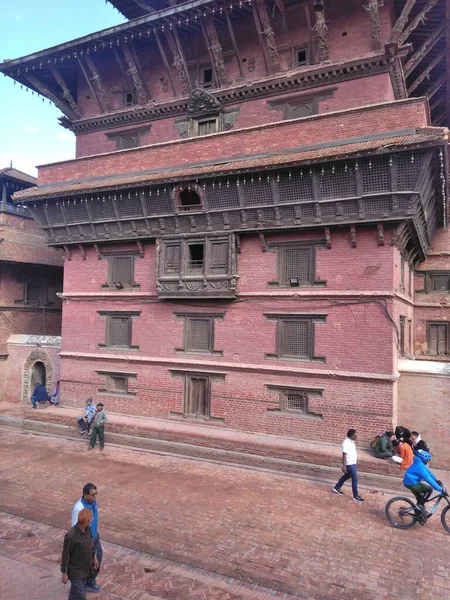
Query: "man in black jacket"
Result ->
[[60, 508, 98, 600]]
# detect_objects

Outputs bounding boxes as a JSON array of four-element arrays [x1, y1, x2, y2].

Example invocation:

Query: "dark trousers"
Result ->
[[86, 536, 103, 587], [68, 578, 86, 600], [335, 464, 359, 498], [375, 450, 393, 459], [89, 425, 105, 449], [77, 417, 92, 432]]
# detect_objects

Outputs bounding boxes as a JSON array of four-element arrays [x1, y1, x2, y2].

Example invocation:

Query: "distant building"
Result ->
[[0, 168, 63, 400], [1, 1, 449, 459]]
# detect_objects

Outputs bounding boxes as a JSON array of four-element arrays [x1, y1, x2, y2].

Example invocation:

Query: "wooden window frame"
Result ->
[[159, 235, 232, 280], [97, 370, 137, 397], [265, 314, 326, 362], [427, 321, 450, 356], [172, 184, 205, 213], [399, 316, 406, 356], [169, 369, 226, 422], [266, 385, 323, 420], [424, 271, 450, 293], [106, 126, 151, 151], [102, 253, 140, 290], [268, 241, 326, 288], [192, 116, 220, 137], [292, 46, 310, 68], [98, 311, 140, 350], [15, 282, 50, 306], [175, 313, 224, 355]]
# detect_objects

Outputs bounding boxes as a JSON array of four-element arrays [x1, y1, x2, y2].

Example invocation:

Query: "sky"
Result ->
[[0, 1, 126, 177]]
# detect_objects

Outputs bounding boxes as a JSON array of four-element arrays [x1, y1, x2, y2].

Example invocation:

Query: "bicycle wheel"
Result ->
[[440, 504, 450, 533], [385, 496, 418, 529]]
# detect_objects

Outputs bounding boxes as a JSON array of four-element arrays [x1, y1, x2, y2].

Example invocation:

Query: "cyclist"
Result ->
[[403, 450, 446, 517]]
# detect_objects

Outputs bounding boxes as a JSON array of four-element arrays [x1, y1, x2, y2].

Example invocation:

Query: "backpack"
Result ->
[[369, 435, 381, 450]]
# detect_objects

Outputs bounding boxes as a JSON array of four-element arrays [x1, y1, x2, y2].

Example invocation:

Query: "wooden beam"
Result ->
[[199, 19, 219, 87], [407, 50, 445, 94], [304, 5, 317, 65], [224, 7, 244, 78], [203, 14, 228, 86], [133, 0, 156, 13], [365, 0, 381, 50], [433, 107, 447, 125], [154, 32, 177, 96], [254, 0, 280, 70], [164, 29, 191, 95], [313, 4, 329, 62], [49, 66, 82, 119], [24, 74, 76, 120], [84, 57, 112, 112], [399, 0, 440, 45], [430, 95, 445, 111], [120, 40, 150, 104], [404, 22, 447, 77], [389, 0, 417, 43], [251, 4, 270, 75], [77, 58, 102, 113], [425, 73, 446, 100]]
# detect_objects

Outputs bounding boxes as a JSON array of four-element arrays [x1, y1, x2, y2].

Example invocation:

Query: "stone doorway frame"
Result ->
[[22, 348, 54, 404]]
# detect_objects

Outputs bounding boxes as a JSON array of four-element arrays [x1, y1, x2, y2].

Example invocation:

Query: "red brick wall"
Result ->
[[39, 98, 429, 184]]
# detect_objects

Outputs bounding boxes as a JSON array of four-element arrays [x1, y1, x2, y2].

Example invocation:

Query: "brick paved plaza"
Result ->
[[1, 428, 450, 600]]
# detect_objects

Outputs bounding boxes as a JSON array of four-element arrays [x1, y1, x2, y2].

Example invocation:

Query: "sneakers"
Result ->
[[87, 447, 94, 451], [353, 496, 365, 503], [332, 487, 344, 496], [85, 584, 102, 593], [80, 429, 87, 435]]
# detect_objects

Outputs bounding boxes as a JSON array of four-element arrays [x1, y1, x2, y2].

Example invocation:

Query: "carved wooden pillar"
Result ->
[[253, 0, 280, 72], [50, 66, 82, 119], [165, 29, 191, 95], [365, 0, 381, 50], [120, 41, 150, 104], [84, 56, 112, 111], [313, 1, 329, 63], [203, 14, 228, 86]]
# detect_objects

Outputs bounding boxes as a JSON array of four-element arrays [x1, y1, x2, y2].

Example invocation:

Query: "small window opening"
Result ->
[[188, 244, 204, 270], [124, 91, 135, 107], [202, 68, 213, 88], [295, 48, 308, 66], [179, 189, 202, 211]]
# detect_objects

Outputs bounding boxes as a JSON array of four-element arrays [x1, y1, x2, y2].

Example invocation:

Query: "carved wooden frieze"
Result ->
[[165, 30, 191, 95], [203, 15, 228, 86], [187, 88, 222, 117]]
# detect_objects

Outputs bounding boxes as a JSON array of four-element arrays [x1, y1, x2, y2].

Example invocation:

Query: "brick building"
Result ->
[[1, 0, 449, 448], [0, 168, 63, 400]]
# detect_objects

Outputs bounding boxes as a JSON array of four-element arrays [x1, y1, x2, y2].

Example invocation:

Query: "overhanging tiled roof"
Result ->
[[14, 128, 448, 202], [0, 168, 37, 185]]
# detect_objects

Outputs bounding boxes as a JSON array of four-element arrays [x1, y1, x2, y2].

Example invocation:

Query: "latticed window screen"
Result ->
[[426, 272, 450, 292], [320, 164, 356, 199], [364, 198, 392, 213], [281, 390, 308, 412], [89, 197, 116, 221], [144, 189, 173, 215], [110, 256, 134, 287], [361, 156, 391, 193], [278, 171, 314, 203], [64, 201, 89, 224], [428, 323, 449, 356], [107, 375, 128, 393], [119, 135, 138, 150], [117, 193, 143, 217], [243, 179, 273, 206], [45, 202, 65, 225], [288, 103, 313, 119], [186, 318, 213, 352], [107, 316, 131, 347], [206, 182, 240, 210], [397, 153, 423, 190], [279, 319, 311, 358], [282, 247, 312, 285]]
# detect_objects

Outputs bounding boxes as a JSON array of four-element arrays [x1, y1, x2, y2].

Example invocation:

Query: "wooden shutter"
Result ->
[[111, 256, 133, 287], [185, 376, 210, 418], [186, 318, 213, 352], [283, 247, 311, 284], [209, 240, 228, 274], [109, 375, 128, 392], [108, 316, 131, 347], [429, 323, 448, 355], [280, 319, 311, 358], [164, 243, 181, 275], [429, 273, 450, 292], [399, 317, 405, 356]]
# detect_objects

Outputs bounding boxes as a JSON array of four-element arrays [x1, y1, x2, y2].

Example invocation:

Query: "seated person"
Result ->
[[413, 439, 429, 456], [76, 397, 96, 434], [50, 380, 60, 406], [411, 431, 422, 447], [374, 430, 396, 459], [403, 450, 446, 514], [31, 383, 51, 409]]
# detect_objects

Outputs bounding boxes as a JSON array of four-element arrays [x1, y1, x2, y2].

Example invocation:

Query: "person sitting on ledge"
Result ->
[[50, 380, 60, 406], [31, 382, 51, 409], [374, 430, 396, 459], [77, 398, 96, 435]]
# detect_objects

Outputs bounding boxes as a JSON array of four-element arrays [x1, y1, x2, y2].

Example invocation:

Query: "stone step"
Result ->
[[0, 413, 405, 494]]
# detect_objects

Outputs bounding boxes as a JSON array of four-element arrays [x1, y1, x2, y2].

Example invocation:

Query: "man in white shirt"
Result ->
[[332, 429, 365, 503]]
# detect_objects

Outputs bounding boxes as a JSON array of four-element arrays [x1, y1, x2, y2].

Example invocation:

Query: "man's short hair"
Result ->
[[347, 429, 356, 438], [416, 440, 429, 452], [77, 508, 92, 525], [386, 431, 395, 437], [411, 431, 419, 437], [97, 403, 104, 408], [86, 397, 93, 403], [82, 483, 97, 497]]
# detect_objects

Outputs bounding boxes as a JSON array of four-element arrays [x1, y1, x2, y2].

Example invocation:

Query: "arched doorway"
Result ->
[[31, 361, 46, 390]]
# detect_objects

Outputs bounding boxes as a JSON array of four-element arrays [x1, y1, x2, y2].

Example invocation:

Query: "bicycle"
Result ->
[[385, 488, 450, 531]]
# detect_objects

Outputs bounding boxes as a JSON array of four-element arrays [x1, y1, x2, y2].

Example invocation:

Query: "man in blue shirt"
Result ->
[[403, 450, 446, 513], [77, 398, 96, 434]]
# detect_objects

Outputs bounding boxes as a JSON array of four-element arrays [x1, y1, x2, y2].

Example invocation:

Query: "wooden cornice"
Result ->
[[404, 21, 447, 78]]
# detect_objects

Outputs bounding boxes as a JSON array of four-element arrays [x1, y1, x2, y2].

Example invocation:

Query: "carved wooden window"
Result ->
[[108, 375, 128, 393], [201, 67, 214, 89], [99, 312, 140, 350], [164, 243, 182, 276], [266, 315, 326, 361], [399, 316, 405, 356], [176, 188, 203, 212], [427, 322, 449, 356], [267, 385, 323, 419], [16, 283, 49, 305], [198, 119, 218, 136], [123, 89, 136, 107], [118, 134, 139, 150], [105, 254, 136, 289], [293, 47, 310, 67], [400, 256, 405, 292], [177, 313, 223, 355], [188, 243, 205, 272], [425, 272, 450, 293], [269, 242, 324, 287], [97, 370, 136, 397], [184, 375, 211, 419], [159, 236, 232, 281]]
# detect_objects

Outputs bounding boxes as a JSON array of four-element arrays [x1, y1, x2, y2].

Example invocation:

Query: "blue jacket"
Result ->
[[403, 456, 443, 492]]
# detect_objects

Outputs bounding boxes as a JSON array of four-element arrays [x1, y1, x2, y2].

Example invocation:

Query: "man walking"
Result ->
[[72, 484, 102, 594], [88, 403, 107, 451], [332, 429, 365, 503], [61, 508, 98, 600]]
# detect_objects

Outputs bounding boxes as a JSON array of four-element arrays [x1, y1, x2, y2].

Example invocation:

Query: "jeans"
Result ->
[[86, 536, 103, 587], [89, 425, 105, 449], [374, 450, 393, 459], [77, 417, 92, 432], [335, 464, 359, 498], [68, 578, 86, 600]]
